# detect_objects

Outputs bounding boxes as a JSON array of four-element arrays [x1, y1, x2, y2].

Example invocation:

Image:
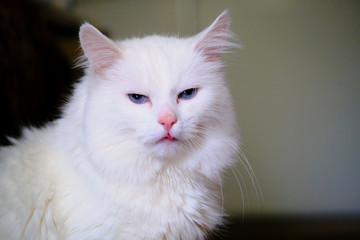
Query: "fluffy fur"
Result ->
[[0, 10, 241, 239]]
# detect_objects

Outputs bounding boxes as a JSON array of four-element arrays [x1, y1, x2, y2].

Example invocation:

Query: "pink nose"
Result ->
[[158, 113, 177, 131]]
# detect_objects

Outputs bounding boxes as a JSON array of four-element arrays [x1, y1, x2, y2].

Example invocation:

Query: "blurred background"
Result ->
[[1, 0, 359, 238]]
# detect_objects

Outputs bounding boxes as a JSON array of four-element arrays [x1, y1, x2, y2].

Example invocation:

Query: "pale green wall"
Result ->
[[73, 0, 360, 216]]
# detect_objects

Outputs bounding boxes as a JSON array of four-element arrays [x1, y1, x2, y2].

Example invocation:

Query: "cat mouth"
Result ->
[[156, 133, 178, 143], [165, 133, 175, 141]]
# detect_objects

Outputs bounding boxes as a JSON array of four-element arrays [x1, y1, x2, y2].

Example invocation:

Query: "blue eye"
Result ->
[[178, 88, 198, 100], [128, 94, 149, 104]]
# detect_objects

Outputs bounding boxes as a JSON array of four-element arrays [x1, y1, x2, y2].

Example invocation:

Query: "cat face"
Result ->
[[124, 40, 225, 158], [84, 38, 223, 159], [79, 11, 236, 166]]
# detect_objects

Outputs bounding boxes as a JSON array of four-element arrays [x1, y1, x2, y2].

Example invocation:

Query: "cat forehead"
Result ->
[[119, 35, 194, 60], [115, 36, 201, 87]]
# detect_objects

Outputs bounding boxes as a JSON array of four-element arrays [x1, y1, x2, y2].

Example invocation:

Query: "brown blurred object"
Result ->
[[0, 0, 82, 145]]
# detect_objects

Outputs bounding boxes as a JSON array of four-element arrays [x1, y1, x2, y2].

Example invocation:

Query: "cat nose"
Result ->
[[158, 112, 177, 131]]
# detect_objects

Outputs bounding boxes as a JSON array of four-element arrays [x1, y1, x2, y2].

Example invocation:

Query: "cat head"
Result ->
[[77, 10, 238, 179]]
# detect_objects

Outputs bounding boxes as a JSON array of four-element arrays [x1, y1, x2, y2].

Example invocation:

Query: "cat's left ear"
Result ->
[[79, 23, 121, 75], [194, 10, 235, 62]]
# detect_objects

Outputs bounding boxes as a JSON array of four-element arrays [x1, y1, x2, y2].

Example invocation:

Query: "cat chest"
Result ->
[[111, 181, 219, 239], [61, 179, 220, 239]]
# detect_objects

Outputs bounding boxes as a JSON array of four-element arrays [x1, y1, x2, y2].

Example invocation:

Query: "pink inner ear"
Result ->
[[195, 10, 231, 62], [79, 23, 121, 75], [200, 45, 223, 62]]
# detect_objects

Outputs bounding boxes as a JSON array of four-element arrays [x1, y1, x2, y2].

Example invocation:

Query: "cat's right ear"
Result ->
[[79, 23, 121, 75]]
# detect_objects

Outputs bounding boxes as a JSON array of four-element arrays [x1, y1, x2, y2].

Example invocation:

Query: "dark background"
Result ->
[[0, 0, 79, 145]]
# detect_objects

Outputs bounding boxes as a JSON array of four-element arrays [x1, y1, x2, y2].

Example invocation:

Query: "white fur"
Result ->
[[0, 10, 239, 239]]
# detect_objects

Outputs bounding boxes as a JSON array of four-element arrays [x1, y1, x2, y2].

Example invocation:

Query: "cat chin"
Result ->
[[151, 139, 181, 158], [147, 137, 190, 161]]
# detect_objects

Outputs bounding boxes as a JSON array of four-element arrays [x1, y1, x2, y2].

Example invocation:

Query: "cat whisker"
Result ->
[[234, 147, 263, 203], [233, 164, 249, 205], [218, 176, 225, 221], [230, 167, 245, 221], [194, 126, 263, 211]]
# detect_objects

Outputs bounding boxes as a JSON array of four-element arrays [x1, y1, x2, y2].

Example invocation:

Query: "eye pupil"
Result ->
[[178, 88, 197, 100], [128, 94, 149, 104]]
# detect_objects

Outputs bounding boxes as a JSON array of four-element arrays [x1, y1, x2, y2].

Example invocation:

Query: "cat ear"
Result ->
[[79, 23, 121, 75], [194, 10, 234, 62]]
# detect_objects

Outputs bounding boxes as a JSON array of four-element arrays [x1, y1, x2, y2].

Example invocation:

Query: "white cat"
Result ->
[[0, 10, 243, 239]]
